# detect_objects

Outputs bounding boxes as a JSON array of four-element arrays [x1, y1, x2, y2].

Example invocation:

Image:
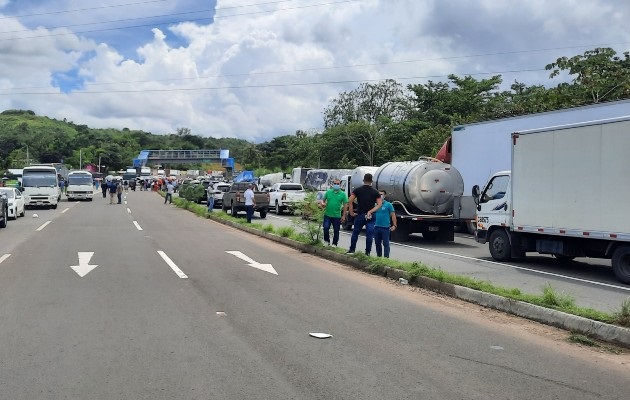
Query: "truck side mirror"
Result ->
[[472, 185, 480, 205]]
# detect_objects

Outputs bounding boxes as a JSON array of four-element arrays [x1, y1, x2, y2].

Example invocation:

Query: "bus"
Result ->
[[66, 170, 94, 201], [21, 165, 60, 209]]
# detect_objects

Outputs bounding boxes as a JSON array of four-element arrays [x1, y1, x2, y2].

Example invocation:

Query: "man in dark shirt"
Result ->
[[345, 173, 382, 255]]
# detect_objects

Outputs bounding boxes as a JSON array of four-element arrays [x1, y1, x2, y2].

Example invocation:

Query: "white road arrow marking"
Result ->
[[225, 251, 278, 275], [70, 252, 98, 277], [0, 254, 11, 264]]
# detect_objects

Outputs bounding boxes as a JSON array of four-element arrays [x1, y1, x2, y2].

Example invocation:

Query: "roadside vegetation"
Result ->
[[169, 194, 630, 329]]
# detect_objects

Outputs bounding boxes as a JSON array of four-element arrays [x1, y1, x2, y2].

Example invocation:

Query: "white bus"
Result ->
[[21, 165, 60, 209], [66, 170, 94, 201]]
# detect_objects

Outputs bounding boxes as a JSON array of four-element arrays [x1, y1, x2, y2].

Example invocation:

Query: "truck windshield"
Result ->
[[22, 172, 57, 187], [480, 175, 510, 203], [68, 175, 92, 185]]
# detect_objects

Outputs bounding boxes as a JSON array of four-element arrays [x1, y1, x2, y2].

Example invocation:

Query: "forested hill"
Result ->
[[1, 47, 628, 175], [0, 110, 251, 172]]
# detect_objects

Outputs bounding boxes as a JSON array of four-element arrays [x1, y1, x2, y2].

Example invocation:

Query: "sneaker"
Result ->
[[325, 242, 331, 247], [345, 250, 355, 254]]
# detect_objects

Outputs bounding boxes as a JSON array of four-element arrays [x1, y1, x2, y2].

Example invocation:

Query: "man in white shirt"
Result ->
[[164, 180, 174, 204], [244, 184, 256, 223]]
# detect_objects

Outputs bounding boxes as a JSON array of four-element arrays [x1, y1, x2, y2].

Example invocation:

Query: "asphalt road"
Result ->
[[258, 211, 630, 312], [0, 191, 629, 399]]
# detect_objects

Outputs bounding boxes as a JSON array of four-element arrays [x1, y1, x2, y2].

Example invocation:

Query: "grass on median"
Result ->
[[173, 197, 630, 329]]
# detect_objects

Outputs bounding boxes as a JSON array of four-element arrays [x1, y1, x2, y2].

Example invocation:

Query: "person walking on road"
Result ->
[[244, 184, 256, 223], [164, 180, 174, 204], [374, 190, 397, 258], [346, 173, 382, 255], [116, 180, 123, 204], [101, 180, 108, 198], [319, 178, 348, 247], [108, 180, 118, 205]]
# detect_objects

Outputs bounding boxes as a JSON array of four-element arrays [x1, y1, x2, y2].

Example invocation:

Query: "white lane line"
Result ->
[[157, 251, 188, 279], [269, 215, 630, 291], [0, 254, 11, 264], [132, 221, 143, 231], [127, 208, 132, 214], [62, 208, 70, 213], [36, 221, 52, 231], [390, 241, 630, 291]]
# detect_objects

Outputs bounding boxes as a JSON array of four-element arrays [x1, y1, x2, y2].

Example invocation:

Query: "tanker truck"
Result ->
[[341, 159, 465, 242]]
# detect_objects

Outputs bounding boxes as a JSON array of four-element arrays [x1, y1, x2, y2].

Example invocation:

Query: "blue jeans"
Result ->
[[245, 205, 254, 223], [349, 213, 375, 254], [323, 215, 341, 245], [374, 226, 391, 258], [207, 196, 214, 211]]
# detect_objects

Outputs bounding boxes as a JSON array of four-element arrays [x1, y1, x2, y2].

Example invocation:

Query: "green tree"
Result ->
[[546, 47, 630, 104]]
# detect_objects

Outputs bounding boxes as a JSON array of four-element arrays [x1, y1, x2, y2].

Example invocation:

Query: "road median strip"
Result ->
[[169, 195, 630, 347]]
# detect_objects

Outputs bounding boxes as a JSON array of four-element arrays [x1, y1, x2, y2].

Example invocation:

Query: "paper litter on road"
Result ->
[[309, 332, 333, 339]]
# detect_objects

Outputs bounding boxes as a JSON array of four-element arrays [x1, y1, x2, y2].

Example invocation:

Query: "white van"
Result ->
[[66, 171, 94, 201], [21, 165, 60, 209]]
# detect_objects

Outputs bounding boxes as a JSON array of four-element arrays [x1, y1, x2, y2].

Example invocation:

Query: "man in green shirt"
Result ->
[[319, 178, 348, 246]]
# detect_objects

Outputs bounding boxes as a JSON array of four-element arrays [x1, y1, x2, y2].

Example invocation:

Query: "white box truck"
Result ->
[[474, 117, 630, 283], [442, 99, 630, 233]]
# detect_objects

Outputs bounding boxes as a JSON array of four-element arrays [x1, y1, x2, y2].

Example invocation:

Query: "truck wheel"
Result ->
[[553, 254, 575, 263], [259, 211, 267, 219], [466, 221, 477, 235], [231, 203, 238, 217], [489, 229, 511, 261], [52, 204, 58, 210], [0, 211, 6, 228], [391, 222, 410, 242], [612, 245, 630, 284], [422, 231, 438, 241], [275, 202, 283, 215], [222, 202, 227, 212]]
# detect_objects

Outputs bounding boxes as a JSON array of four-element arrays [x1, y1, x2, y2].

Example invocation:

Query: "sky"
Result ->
[[0, 0, 628, 142]]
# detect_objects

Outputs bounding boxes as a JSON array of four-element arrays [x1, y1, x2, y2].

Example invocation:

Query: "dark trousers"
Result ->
[[322, 215, 341, 245], [245, 205, 254, 223], [374, 226, 391, 258], [164, 193, 172, 204], [349, 213, 375, 255], [117, 192, 122, 204], [102, 188, 107, 198]]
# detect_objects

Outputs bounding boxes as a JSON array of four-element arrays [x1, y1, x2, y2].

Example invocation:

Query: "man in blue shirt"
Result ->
[[374, 190, 397, 258]]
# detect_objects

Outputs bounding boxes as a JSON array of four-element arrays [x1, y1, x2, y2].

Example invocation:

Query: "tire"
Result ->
[[51, 204, 58, 209], [20, 207, 25, 217], [275, 202, 283, 215], [390, 222, 410, 242], [466, 221, 477, 235], [612, 245, 630, 284], [553, 254, 575, 263], [231, 203, 238, 217], [259, 211, 267, 219], [10, 207, 17, 220], [488, 229, 511, 261], [422, 231, 438, 241], [0, 209, 6, 228], [222, 203, 228, 213]]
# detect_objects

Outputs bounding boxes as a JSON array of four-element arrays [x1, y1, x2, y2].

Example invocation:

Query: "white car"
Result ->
[[0, 187, 25, 219]]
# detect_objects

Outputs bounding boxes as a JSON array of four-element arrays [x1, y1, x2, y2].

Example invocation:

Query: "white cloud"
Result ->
[[1, 0, 629, 142]]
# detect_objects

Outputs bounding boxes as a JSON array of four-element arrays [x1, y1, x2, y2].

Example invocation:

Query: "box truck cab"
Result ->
[[474, 117, 630, 283], [21, 165, 60, 209], [66, 171, 94, 201]]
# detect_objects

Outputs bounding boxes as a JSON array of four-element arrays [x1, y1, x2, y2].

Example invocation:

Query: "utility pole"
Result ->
[[26, 145, 29, 166], [98, 155, 101, 174], [79, 149, 82, 170]]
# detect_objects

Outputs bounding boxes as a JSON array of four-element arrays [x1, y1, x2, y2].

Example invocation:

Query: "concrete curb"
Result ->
[[206, 212, 630, 347]]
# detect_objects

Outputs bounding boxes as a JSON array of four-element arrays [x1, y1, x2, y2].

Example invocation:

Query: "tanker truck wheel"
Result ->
[[488, 229, 511, 261], [612, 245, 630, 284], [390, 221, 411, 242]]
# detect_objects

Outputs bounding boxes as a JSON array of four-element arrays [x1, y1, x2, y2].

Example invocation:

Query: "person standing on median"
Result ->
[[319, 178, 348, 247], [164, 179, 174, 204], [374, 190, 397, 258], [244, 183, 256, 223], [346, 173, 382, 255]]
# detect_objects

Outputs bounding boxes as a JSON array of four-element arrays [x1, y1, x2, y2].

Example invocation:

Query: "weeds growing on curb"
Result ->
[[568, 333, 599, 347], [172, 197, 630, 329]]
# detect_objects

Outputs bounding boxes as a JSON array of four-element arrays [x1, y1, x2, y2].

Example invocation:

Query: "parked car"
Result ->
[[208, 182, 231, 208], [0, 187, 25, 220], [0, 190, 7, 228], [268, 182, 306, 214], [222, 182, 269, 218]]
